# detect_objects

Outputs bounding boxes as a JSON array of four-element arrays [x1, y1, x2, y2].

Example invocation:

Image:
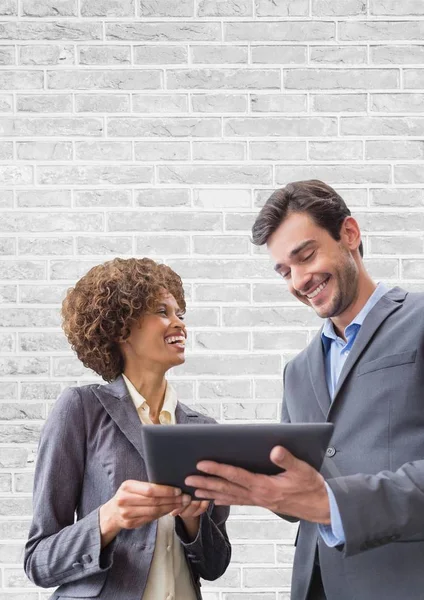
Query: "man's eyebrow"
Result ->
[[273, 240, 316, 273]]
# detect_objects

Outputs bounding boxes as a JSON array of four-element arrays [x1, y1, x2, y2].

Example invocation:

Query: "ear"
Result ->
[[341, 216, 362, 253]]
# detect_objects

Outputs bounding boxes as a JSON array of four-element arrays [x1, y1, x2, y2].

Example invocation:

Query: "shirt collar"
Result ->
[[122, 373, 178, 423], [321, 282, 389, 351]]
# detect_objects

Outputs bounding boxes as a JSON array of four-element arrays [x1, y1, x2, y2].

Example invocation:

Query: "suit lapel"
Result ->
[[93, 375, 200, 457], [93, 375, 146, 458], [330, 287, 407, 408], [306, 330, 332, 419]]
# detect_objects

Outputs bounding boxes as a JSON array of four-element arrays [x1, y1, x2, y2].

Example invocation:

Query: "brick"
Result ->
[[21, 381, 62, 399], [191, 45, 248, 64], [4, 568, 38, 587], [14, 473, 34, 493], [339, 21, 424, 42], [181, 308, 219, 327], [250, 94, 307, 113], [310, 45, 367, 64], [178, 354, 280, 376], [309, 141, 363, 161], [369, 235, 423, 255], [0, 308, 60, 327], [253, 331, 308, 350], [371, 45, 424, 64], [0, 403, 43, 419], [108, 211, 222, 232], [0, 141, 13, 159], [79, 45, 131, 65], [140, 0, 193, 16], [18, 332, 68, 352], [76, 236, 132, 255], [194, 283, 250, 303], [252, 45, 306, 65], [402, 260, 424, 278], [276, 544, 296, 563], [0, 542, 24, 563], [0, 448, 28, 468], [371, 93, 424, 113], [222, 306, 322, 327], [167, 258, 276, 279], [364, 258, 398, 278], [0, 0, 16, 15], [194, 332, 249, 351], [0, 212, 103, 232], [225, 117, 337, 137], [255, 0, 308, 15], [244, 567, 292, 588], [370, 0, 424, 15], [404, 70, 424, 89], [312, 0, 366, 15], [0, 166, 33, 185], [0, 117, 102, 136], [135, 189, 190, 207], [19, 44, 74, 65], [48, 69, 162, 90], [0, 22, 102, 41], [76, 93, 130, 113], [158, 165, 272, 185], [312, 93, 367, 113], [37, 165, 153, 185], [167, 68, 280, 90], [276, 165, 390, 185], [198, 0, 252, 16], [223, 402, 277, 420], [0, 382, 16, 400], [81, 0, 134, 16], [17, 190, 71, 208], [75, 141, 132, 161], [17, 142, 73, 160], [0, 45, 14, 64], [366, 140, 424, 160], [108, 117, 220, 137], [192, 93, 246, 113], [225, 212, 256, 231], [395, 164, 424, 184], [135, 45, 188, 65], [250, 141, 306, 161], [194, 189, 251, 209], [0, 70, 43, 90], [133, 93, 188, 113], [136, 235, 190, 255], [193, 235, 250, 255], [193, 141, 245, 161], [206, 568, 241, 588], [22, 0, 77, 16], [106, 22, 220, 41], [17, 94, 72, 113], [198, 380, 252, 400], [18, 237, 73, 256], [49, 259, 108, 280], [371, 188, 424, 207], [342, 116, 424, 136], [51, 356, 91, 378], [0, 357, 49, 376], [0, 284, 17, 302], [225, 21, 335, 42], [226, 595, 276, 600], [285, 68, 398, 90], [76, 190, 131, 209], [231, 543, 275, 563], [0, 332, 14, 350], [18, 284, 68, 304], [357, 211, 424, 232], [135, 141, 190, 161], [0, 520, 32, 539], [255, 378, 283, 399], [0, 94, 13, 112], [227, 519, 297, 540]]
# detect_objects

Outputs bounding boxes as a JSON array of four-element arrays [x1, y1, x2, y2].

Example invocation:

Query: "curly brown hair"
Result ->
[[61, 257, 186, 382]]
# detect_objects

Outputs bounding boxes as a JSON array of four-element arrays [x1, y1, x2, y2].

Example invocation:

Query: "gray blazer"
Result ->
[[283, 287, 424, 600], [24, 375, 231, 600]]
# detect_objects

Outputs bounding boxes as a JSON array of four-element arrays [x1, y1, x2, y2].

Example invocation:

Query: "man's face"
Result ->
[[267, 212, 359, 320]]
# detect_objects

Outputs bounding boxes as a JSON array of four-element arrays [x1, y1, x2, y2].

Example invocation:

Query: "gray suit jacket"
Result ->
[[283, 287, 424, 600], [24, 375, 231, 600]]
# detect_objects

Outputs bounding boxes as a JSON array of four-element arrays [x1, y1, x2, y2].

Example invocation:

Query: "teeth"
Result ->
[[165, 336, 185, 345], [307, 279, 329, 299]]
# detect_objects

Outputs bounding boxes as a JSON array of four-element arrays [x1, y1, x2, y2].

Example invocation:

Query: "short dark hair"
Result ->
[[252, 179, 363, 257]]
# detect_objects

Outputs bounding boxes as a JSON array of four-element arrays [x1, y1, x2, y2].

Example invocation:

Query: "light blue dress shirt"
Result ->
[[318, 282, 389, 547]]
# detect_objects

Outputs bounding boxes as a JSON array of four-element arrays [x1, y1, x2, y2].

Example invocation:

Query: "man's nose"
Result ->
[[291, 267, 312, 295]]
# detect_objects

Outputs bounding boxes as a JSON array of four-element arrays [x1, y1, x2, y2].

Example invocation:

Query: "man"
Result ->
[[186, 180, 424, 600]]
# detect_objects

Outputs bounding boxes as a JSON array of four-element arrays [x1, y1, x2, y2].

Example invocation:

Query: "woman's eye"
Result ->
[[157, 309, 167, 315], [178, 314, 185, 321]]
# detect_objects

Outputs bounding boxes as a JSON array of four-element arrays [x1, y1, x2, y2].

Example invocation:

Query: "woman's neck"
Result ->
[[123, 366, 167, 421]]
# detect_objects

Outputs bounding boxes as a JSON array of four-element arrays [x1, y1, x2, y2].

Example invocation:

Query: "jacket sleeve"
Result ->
[[24, 387, 116, 589], [327, 460, 424, 557], [174, 502, 231, 581]]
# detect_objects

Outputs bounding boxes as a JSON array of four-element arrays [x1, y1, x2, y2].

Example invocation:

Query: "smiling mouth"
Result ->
[[305, 277, 330, 300], [165, 335, 186, 348]]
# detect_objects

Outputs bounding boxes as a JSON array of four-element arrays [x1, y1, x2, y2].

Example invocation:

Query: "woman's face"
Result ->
[[120, 291, 187, 372]]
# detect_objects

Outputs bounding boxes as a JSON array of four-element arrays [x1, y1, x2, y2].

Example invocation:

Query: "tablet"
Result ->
[[142, 422, 334, 496]]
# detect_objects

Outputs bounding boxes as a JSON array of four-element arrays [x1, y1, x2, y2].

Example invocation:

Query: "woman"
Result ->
[[24, 257, 231, 600]]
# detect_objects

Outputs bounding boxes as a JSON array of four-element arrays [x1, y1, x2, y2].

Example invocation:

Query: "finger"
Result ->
[[121, 480, 182, 497], [122, 503, 183, 521], [117, 493, 188, 507], [195, 461, 258, 490], [186, 474, 248, 497], [269, 446, 300, 471], [193, 489, 242, 505]]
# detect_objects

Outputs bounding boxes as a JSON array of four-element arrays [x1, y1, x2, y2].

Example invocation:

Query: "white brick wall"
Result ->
[[0, 0, 423, 597]]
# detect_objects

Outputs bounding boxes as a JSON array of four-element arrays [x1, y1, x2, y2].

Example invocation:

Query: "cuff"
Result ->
[[318, 482, 346, 547]]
